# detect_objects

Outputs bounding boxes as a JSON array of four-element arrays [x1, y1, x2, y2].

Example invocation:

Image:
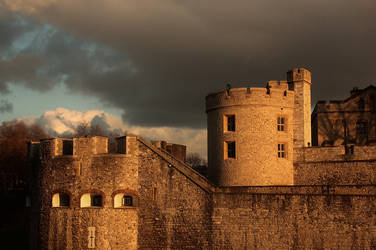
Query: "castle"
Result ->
[[29, 68, 376, 249]]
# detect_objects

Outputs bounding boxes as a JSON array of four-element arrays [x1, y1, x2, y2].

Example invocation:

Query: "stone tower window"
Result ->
[[59, 194, 70, 207], [81, 193, 103, 208], [224, 115, 235, 132], [278, 143, 286, 158], [62, 140, 73, 155], [153, 187, 157, 201], [123, 195, 133, 206], [114, 193, 137, 208], [88, 227, 95, 248], [358, 98, 365, 110], [52, 193, 70, 207], [356, 121, 368, 137], [91, 195, 102, 207], [277, 117, 285, 131], [225, 141, 236, 159]]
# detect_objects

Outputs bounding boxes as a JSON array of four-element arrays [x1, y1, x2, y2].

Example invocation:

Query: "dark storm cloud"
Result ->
[[0, 10, 32, 51], [0, 10, 43, 94], [2, 0, 376, 128], [0, 54, 45, 91]]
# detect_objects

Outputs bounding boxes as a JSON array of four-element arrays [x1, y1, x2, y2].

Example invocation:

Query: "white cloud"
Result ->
[[17, 107, 207, 158]]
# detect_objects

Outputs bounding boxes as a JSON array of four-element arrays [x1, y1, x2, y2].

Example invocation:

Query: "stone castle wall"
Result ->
[[35, 137, 139, 250], [206, 87, 295, 186], [31, 136, 214, 249], [28, 67, 376, 249], [137, 140, 213, 249], [31, 136, 376, 249], [294, 145, 376, 185], [212, 187, 376, 249]]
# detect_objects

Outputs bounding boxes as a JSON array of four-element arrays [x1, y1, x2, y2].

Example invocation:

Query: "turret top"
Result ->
[[286, 68, 311, 84]]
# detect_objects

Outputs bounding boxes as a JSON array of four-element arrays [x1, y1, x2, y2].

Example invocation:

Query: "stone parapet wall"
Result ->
[[212, 191, 376, 249], [294, 160, 376, 185], [206, 87, 294, 112], [294, 145, 376, 185], [295, 145, 376, 162], [216, 184, 376, 196]]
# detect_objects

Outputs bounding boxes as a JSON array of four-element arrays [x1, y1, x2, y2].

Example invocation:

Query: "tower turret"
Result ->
[[287, 68, 312, 148], [206, 84, 295, 186]]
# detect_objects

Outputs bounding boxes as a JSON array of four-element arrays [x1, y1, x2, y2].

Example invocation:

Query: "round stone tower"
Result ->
[[206, 83, 295, 186]]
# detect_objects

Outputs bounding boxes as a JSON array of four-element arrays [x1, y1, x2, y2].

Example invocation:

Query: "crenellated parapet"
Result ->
[[36, 136, 109, 158], [287, 67, 311, 84], [206, 87, 294, 112]]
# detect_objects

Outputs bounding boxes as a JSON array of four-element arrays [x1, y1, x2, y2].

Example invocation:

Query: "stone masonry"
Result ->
[[29, 68, 376, 249]]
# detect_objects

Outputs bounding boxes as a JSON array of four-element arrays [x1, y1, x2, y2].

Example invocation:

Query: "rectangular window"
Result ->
[[278, 143, 286, 158], [225, 141, 236, 159], [88, 227, 95, 248], [277, 117, 285, 131], [59, 194, 70, 207], [91, 195, 102, 207], [224, 115, 235, 132], [153, 187, 157, 201], [356, 121, 368, 135], [79, 163, 83, 176], [123, 195, 133, 206], [62, 140, 73, 155]]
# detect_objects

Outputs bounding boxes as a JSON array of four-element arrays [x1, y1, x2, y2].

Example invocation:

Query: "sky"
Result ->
[[0, 0, 376, 156]]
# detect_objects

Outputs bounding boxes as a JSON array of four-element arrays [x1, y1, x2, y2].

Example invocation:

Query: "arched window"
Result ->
[[114, 193, 136, 208], [123, 195, 133, 206], [52, 193, 70, 207], [80, 193, 103, 208]]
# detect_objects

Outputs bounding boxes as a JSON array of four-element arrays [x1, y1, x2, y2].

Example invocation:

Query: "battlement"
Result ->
[[151, 140, 187, 162], [29, 136, 140, 159], [37, 136, 109, 158], [28, 135, 188, 162], [206, 87, 294, 112], [286, 67, 311, 84], [267, 80, 289, 90]]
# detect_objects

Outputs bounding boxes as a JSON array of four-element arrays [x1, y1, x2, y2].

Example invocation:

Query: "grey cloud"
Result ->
[[0, 54, 45, 92], [0, 10, 28, 50], [0, 99, 12, 113], [2, 0, 376, 128]]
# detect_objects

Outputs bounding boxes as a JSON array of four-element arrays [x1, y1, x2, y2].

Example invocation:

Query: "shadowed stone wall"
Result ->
[[212, 186, 376, 249], [137, 141, 213, 249], [35, 137, 139, 250]]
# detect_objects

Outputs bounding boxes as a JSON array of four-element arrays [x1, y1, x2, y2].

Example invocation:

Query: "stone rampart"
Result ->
[[137, 138, 213, 249], [212, 187, 376, 249], [294, 145, 376, 185]]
